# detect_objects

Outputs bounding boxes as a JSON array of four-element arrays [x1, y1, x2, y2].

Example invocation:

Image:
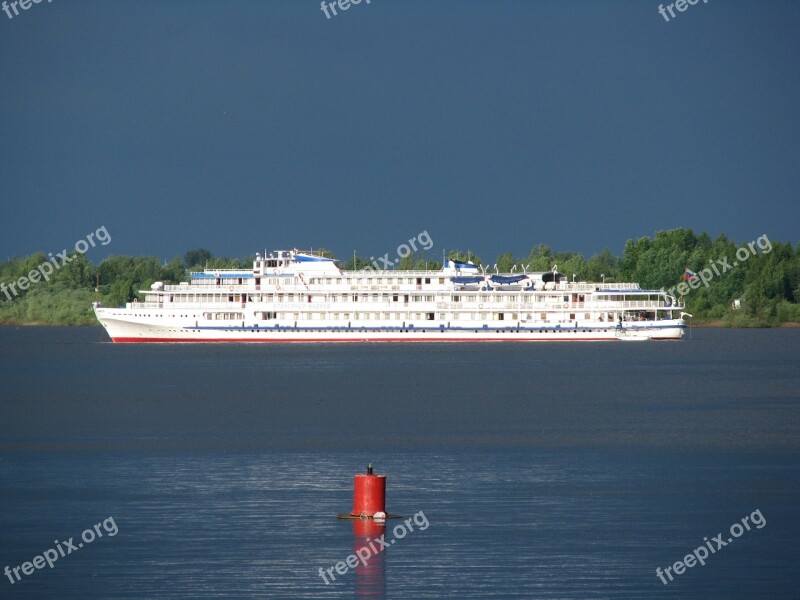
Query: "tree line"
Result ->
[[0, 228, 798, 326]]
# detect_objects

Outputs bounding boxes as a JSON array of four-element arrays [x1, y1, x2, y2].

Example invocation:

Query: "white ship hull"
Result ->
[[95, 311, 685, 343]]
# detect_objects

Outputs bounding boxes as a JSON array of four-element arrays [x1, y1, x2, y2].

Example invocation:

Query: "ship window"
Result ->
[[426, 313, 434, 320], [570, 313, 576, 320]]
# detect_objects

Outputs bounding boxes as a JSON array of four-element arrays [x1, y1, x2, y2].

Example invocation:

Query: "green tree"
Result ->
[[184, 248, 212, 270], [586, 248, 619, 282], [160, 257, 185, 283], [496, 252, 516, 273], [106, 278, 134, 307], [526, 244, 554, 272], [341, 255, 373, 271], [446, 250, 482, 266], [2, 233, 799, 326]]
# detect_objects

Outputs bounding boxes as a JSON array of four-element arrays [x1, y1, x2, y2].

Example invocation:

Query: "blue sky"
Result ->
[[1, 0, 798, 265]]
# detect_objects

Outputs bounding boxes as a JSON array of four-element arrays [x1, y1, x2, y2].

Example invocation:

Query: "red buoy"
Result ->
[[350, 463, 386, 517]]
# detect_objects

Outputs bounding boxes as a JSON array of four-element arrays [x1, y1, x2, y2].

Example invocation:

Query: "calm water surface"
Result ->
[[1, 327, 799, 598]]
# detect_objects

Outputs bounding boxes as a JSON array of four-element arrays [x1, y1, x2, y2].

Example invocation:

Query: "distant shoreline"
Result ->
[[690, 321, 800, 328]]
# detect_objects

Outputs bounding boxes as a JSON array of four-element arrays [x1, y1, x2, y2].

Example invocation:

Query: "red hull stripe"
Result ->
[[110, 336, 647, 343]]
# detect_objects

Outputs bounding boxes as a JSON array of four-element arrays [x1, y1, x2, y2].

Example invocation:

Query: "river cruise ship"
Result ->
[[93, 248, 688, 342]]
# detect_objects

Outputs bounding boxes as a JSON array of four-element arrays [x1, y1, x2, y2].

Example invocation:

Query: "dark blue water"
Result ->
[[1, 327, 799, 598]]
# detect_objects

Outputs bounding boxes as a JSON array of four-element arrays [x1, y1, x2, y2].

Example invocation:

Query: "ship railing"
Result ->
[[559, 301, 668, 309], [160, 284, 201, 292], [435, 300, 671, 309], [566, 283, 601, 292], [340, 269, 445, 276], [128, 297, 672, 309], [592, 282, 641, 290], [293, 249, 331, 257], [188, 269, 251, 275], [127, 301, 163, 309]]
